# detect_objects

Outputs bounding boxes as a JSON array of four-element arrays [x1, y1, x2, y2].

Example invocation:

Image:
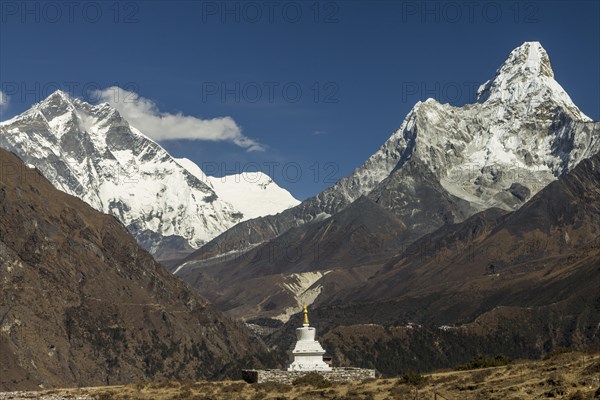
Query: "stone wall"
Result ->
[[241, 368, 376, 384]]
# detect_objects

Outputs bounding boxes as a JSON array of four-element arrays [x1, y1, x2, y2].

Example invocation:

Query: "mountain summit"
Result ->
[[174, 42, 600, 323], [179, 41, 599, 266], [0, 91, 298, 260], [477, 41, 589, 120]]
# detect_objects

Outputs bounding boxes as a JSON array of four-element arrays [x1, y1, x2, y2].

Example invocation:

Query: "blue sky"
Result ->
[[1, 0, 599, 200]]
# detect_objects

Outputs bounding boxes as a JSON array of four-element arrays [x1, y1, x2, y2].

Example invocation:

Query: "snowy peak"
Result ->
[[0, 90, 302, 259], [0, 91, 242, 255], [407, 42, 599, 212], [476, 42, 589, 121], [46, 89, 75, 103], [11, 89, 75, 126], [176, 157, 300, 221], [8, 89, 118, 144], [38, 89, 74, 109], [209, 172, 301, 220], [33, 90, 83, 121], [499, 41, 554, 79], [477, 42, 553, 102]]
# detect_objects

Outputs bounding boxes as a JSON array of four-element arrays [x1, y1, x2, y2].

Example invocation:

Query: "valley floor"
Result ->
[[1, 352, 598, 400]]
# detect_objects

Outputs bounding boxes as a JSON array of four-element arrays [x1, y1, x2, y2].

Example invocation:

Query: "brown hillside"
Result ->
[[0, 149, 266, 391]]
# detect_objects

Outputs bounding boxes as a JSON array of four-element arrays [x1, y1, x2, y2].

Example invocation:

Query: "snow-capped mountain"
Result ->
[[172, 42, 600, 325], [0, 91, 298, 258], [176, 157, 300, 221], [316, 41, 598, 216], [181, 41, 600, 263], [209, 173, 301, 221]]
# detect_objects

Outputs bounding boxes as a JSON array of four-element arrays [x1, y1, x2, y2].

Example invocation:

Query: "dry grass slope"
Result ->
[[1, 352, 599, 400]]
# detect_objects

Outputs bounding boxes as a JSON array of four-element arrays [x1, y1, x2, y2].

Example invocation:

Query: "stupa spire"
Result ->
[[303, 304, 309, 326]]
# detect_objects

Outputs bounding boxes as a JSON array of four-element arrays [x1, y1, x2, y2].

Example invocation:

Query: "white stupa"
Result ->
[[287, 304, 332, 371]]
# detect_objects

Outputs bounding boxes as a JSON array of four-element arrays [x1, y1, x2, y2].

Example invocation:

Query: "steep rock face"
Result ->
[[268, 152, 600, 375], [182, 42, 599, 265], [343, 151, 600, 307], [0, 149, 265, 391], [0, 91, 241, 252], [174, 42, 599, 324], [0, 92, 299, 259], [310, 151, 600, 323]]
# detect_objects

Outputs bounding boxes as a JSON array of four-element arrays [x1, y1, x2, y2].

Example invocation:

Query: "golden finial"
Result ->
[[303, 304, 309, 325]]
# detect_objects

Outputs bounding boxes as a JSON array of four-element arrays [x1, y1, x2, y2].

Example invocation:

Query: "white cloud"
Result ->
[[94, 86, 264, 151]]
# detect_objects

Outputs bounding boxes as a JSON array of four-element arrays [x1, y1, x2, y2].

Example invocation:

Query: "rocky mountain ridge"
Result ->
[[174, 42, 600, 324], [0, 92, 298, 261], [180, 42, 599, 266], [268, 151, 600, 374]]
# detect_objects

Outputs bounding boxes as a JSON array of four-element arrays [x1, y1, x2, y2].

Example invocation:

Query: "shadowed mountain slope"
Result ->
[[265, 152, 600, 375], [0, 149, 267, 391], [174, 42, 600, 326]]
